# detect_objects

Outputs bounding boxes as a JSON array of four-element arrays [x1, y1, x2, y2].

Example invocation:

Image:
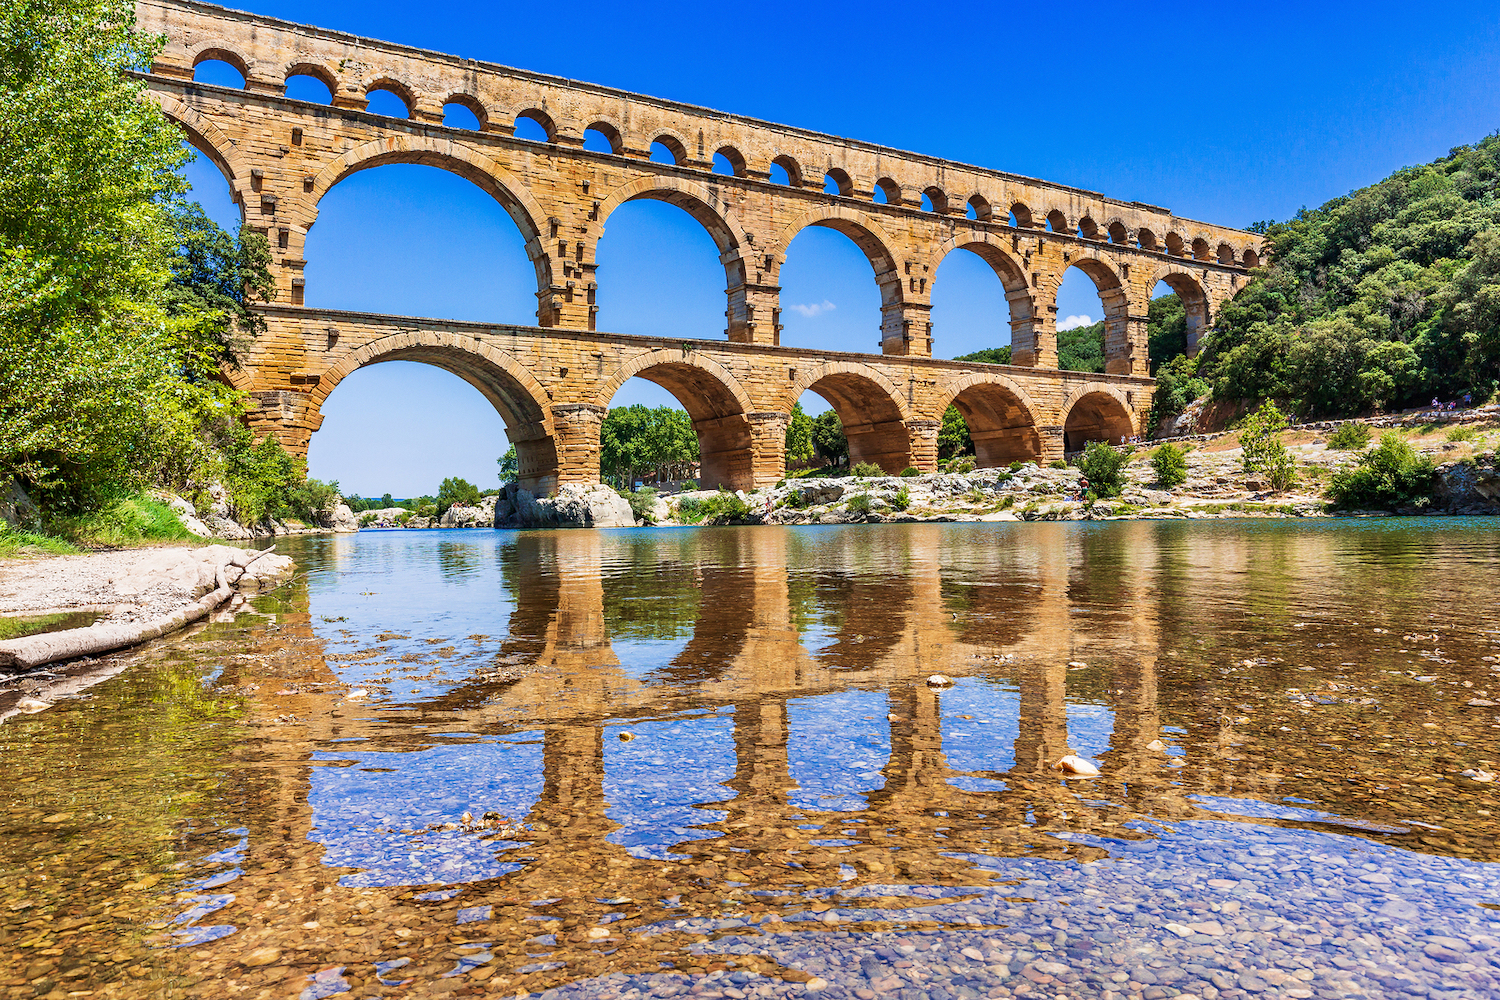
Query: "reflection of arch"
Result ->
[[150, 94, 250, 216], [773, 206, 903, 307], [312, 332, 557, 488], [788, 361, 912, 473], [936, 373, 1042, 467], [596, 349, 756, 490], [1153, 265, 1212, 354], [310, 136, 550, 293], [1061, 385, 1136, 451]]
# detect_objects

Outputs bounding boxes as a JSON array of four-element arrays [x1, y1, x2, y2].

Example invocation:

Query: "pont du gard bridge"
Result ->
[[136, 0, 1263, 493]]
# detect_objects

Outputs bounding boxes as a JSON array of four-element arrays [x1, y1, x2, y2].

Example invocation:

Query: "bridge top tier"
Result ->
[[137, 0, 1261, 266]]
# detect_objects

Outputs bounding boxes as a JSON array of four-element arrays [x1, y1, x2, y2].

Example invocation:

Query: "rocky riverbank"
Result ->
[[0, 544, 296, 679]]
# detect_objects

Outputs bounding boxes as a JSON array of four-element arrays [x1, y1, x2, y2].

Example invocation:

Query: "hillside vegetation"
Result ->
[[1159, 133, 1500, 424]]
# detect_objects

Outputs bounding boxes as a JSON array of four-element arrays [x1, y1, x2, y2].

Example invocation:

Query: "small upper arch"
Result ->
[[1242, 246, 1261, 269], [442, 92, 488, 130], [1077, 216, 1100, 240], [190, 44, 249, 80], [921, 186, 949, 214], [770, 154, 803, 187], [362, 76, 416, 117], [824, 167, 853, 197], [584, 120, 625, 154], [872, 177, 902, 206], [648, 129, 689, 165], [1191, 236, 1213, 261], [1106, 220, 1130, 244], [1164, 231, 1185, 256], [514, 107, 556, 142], [1045, 209, 1068, 233], [713, 145, 747, 177], [1137, 227, 1160, 251], [1216, 242, 1237, 265], [283, 61, 337, 101], [966, 194, 993, 221], [1009, 202, 1034, 228]]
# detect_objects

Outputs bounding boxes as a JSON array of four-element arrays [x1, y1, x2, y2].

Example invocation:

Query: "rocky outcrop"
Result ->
[[493, 483, 635, 528], [1436, 456, 1500, 513], [0, 479, 38, 530], [439, 495, 497, 528]]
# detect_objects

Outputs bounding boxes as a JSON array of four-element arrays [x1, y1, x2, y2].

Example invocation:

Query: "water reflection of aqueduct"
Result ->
[[201, 525, 1304, 996], [136, 0, 1263, 490]]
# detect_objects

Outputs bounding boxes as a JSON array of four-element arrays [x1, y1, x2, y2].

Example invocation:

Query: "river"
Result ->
[[2, 520, 1499, 999]]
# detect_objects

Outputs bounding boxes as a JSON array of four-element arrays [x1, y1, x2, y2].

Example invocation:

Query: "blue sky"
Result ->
[[182, 1, 1500, 497]]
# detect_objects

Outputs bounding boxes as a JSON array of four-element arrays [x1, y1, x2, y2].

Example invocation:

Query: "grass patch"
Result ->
[[0, 524, 78, 558], [47, 494, 196, 548]]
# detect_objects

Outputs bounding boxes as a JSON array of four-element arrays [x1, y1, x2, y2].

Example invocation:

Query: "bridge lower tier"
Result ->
[[243, 305, 1155, 492]]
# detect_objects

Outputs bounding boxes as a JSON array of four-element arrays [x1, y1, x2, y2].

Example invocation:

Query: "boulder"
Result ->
[[494, 483, 635, 528], [328, 501, 360, 533], [439, 495, 498, 528], [0, 479, 38, 530], [1437, 456, 1500, 511], [156, 493, 212, 538]]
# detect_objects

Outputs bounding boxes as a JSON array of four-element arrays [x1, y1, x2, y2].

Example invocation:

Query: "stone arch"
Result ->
[[935, 373, 1042, 467], [966, 193, 993, 221], [1045, 209, 1069, 233], [442, 92, 488, 129], [309, 135, 552, 307], [824, 167, 854, 197], [150, 94, 251, 218], [788, 361, 912, 473], [1061, 383, 1137, 451], [595, 349, 757, 490], [188, 41, 249, 79], [1242, 246, 1261, 269], [647, 129, 690, 164], [361, 76, 417, 116], [714, 145, 747, 176], [1153, 264, 1212, 355], [1009, 202, 1034, 228], [1077, 215, 1101, 240], [514, 107, 556, 141], [311, 332, 557, 489], [1106, 219, 1130, 244], [585, 117, 625, 153], [930, 233, 1037, 360], [770, 153, 803, 187], [873, 177, 902, 205], [282, 61, 338, 99], [773, 205, 903, 307], [1058, 254, 1131, 372], [921, 186, 949, 214]]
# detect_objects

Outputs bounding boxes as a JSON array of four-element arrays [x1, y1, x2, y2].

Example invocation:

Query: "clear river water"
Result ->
[[2, 520, 1499, 1000]]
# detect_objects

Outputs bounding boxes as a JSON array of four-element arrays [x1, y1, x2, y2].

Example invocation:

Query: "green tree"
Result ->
[[436, 476, 481, 515], [380, 493, 394, 508], [811, 409, 848, 466], [1238, 402, 1298, 491], [938, 405, 972, 459], [1058, 320, 1106, 373], [784, 402, 815, 468], [953, 347, 1012, 365], [600, 405, 699, 486], [1150, 443, 1189, 488], [497, 446, 519, 483], [1326, 432, 1436, 510], [1076, 441, 1129, 498], [1147, 293, 1188, 370]]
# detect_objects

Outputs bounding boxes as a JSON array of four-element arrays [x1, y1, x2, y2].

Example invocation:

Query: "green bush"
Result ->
[[1326, 422, 1372, 450], [48, 493, 194, 548], [1008, 461, 1025, 472], [621, 487, 658, 523], [849, 461, 884, 477], [1075, 441, 1129, 498], [700, 490, 752, 525], [1150, 443, 1189, 488], [1049, 459, 1068, 469], [1239, 403, 1298, 491], [846, 493, 874, 516], [0, 523, 77, 557], [899, 466, 920, 477], [1327, 432, 1437, 510], [675, 496, 704, 522], [785, 489, 810, 510], [892, 486, 911, 511], [1447, 425, 1478, 443]]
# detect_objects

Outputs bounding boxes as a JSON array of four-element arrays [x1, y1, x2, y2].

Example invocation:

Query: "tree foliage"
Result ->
[[938, 405, 972, 459], [953, 347, 1012, 365], [1327, 432, 1436, 510], [1075, 441, 1128, 499], [1194, 134, 1500, 417], [784, 402, 815, 468], [436, 476, 480, 514], [811, 409, 847, 466], [1058, 320, 1106, 373], [600, 405, 698, 486]]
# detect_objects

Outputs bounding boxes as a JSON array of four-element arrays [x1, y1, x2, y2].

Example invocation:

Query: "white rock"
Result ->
[[926, 674, 953, 688], [1053, 754, 1101, 777], [346, 688, 369, 700], [14, 697, 51, 713]]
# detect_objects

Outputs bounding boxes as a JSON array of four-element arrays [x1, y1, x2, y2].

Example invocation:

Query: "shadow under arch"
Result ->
[[1061, 383, 1136, 451], [930, 234, 1038, 362], [310, 332, 557, 491], [935, 372, 1042, 466], [1153, 264, 1212, 355], [595, 349, 757, 491], [787, 361, 912, 473], [594, 175, 751, 338], [308, 136, 553, 316]]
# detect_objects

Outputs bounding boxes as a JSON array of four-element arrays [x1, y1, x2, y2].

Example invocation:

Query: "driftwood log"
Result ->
[[0, 548, 283, 672]]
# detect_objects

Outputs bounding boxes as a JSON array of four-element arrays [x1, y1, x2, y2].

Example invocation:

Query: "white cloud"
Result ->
[[789, 300, 836, 318], [1057, 313, 1095, 331]]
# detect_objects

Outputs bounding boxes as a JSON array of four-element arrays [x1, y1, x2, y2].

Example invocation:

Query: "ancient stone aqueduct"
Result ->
[[135, 0, 1262, 492]]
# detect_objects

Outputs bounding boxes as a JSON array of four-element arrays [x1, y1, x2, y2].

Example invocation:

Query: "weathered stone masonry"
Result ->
[[135, 0, 1262, 491]]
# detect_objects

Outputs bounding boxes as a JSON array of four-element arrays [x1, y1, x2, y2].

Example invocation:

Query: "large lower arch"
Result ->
[[311, 332, 557, 491], [595, 175, 753, 339], [787, 361, 913, 474], [930, 233, 1038, 362], [772, 207, 908, 353], [1153, 265, 1211, 356], [936, 373, 1042, 467], [596, 349, 757, 491], [308, 136, 553, 315], [1061, 384, 1136, 452]]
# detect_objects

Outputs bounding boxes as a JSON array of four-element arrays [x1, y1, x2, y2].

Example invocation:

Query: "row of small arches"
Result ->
[[188, 51, 1261, 269]]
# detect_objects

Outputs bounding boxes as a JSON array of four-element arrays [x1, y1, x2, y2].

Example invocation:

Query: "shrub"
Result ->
[[1074, 441, 1129, 498], [1240, 403, 1298, 491], [700, 490, 752, 525], [1327, 422, 1372, 450], [1008, 461, 1025, 472], [675, 496, 705, 522], [621, 487, 658, 523], [899, 466, 920, 477], [1447, 425, 1478, 443], [47, 494, 194, 547], [850, 461, 883, 478], [784, 489, 810, 510], [892, 486, 911, 511], [1049, 459, 1068, 469], [1150, 443, 1189, 488], [949, 458, 976, 474], [846, 493, 874, 516], [1327, 432, 1437, 510]]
